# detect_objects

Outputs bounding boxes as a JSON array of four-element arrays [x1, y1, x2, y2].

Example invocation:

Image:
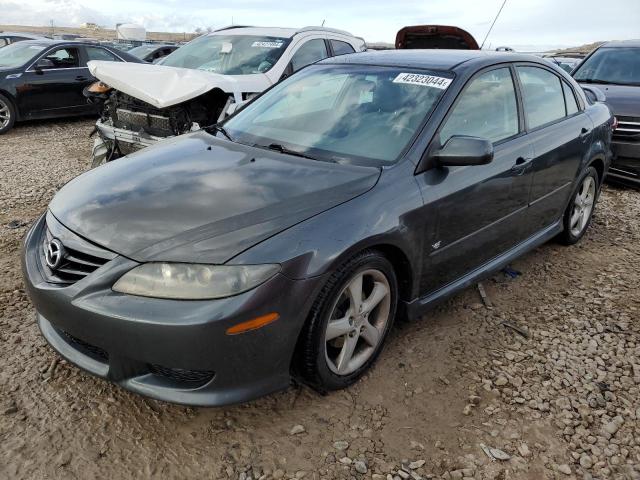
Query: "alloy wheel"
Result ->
[[0, 98, 10, 130], [324, 269, 391, 376], [570, 175, 596, 237]]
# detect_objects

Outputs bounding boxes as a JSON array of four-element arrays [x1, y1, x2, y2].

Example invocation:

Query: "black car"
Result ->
[[127, 44, 179, 63], [0, 32, 44, 48], [23, 50, 613, 406], [0, 40, 142, 134], [573, 40, 640, 186]]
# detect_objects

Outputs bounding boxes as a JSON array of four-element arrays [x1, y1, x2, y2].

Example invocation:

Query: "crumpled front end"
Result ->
[[88, 88, 236, 166], [84, 61, 267, 166]]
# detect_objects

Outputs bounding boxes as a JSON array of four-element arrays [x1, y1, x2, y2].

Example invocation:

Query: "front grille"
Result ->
[[115, 108, 171, 133], [40, 228, 111, 285], [57, 328, 109, 363], [148, 364, 215, 387], [614, 116, 640, 143]]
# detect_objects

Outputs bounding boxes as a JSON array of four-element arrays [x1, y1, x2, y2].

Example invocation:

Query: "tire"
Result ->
[[558, 166, 599, 245], [296, 250, 398, 392], [0, 93, 16, 135]]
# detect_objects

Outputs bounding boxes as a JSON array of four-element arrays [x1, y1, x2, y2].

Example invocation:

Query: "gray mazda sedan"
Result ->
[[23, 50, 613, 406]]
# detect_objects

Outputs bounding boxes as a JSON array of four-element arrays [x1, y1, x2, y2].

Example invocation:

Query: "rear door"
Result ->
[[516, 65, 594, 233], [416, 65, 535, 294]]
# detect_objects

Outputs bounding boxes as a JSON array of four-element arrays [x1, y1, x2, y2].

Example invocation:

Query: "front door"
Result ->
[[19, 46, 89, 116], [415, 66, 535, 294]]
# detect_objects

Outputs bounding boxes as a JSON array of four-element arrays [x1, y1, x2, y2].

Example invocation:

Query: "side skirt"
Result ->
[[404, 219, 563, 320]]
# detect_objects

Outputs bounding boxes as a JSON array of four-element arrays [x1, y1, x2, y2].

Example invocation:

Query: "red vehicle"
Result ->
[[396, 25, 479, 50]]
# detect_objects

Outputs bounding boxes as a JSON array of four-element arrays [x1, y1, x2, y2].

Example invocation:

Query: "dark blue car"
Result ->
[[23, 50, 613, 406]]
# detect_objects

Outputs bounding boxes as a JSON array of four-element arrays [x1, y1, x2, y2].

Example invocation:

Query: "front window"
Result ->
[[0, 42, 45, 68], [223, 65, 451, 165], [160, 34, 290, 75], [573, 47, 640, 87], [440, 67, 519, 144]]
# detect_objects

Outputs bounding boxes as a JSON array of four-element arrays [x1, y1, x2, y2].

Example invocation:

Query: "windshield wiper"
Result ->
[[210, 124, 234, 141], [580, 78, 637, 86], [255, 143, 319, 160]]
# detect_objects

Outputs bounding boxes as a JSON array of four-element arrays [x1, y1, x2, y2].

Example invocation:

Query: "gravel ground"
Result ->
[[0, 119, 639, 480]]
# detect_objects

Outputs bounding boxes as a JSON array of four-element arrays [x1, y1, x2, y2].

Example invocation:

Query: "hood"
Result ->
[[395, 25, 479, 50], [87, 61, 271, 109], [49, 132, 380, 264], [580, 83, 640, 117]]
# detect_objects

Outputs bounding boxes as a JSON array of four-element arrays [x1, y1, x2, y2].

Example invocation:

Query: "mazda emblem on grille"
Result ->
[[44, 238, 65, 270]]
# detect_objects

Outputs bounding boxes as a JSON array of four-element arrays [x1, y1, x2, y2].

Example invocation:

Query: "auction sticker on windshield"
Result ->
[[252, 41, 284, 48], [393, 73, 452, 89]]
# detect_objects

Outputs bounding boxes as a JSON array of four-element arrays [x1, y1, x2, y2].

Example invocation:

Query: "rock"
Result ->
[[495, 376, 508, 386], [410, 440, 425, 451], [273, 469, 285, 479], [2, 402, 18, 415], [579, 455, 593, 469], [354, 460, 367, 474], [339, 457, 352, 465], [602, 421, 620, 436], [556, 464, 572, 475], [57, 451, 72, 467], [517, 443, 531, 457], [409, 460, 425, 469], [290, 424, 305, 435], [462, 404, 474, 416], [333, 440, 349, 451]]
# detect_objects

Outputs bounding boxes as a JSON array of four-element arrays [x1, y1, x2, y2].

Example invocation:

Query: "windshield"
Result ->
[[223, 65, 452, 165], [573, 47, 640, 86], [160, 34, 290, 74], [128, 45, 158, 58], [0, 42, 45, 68]]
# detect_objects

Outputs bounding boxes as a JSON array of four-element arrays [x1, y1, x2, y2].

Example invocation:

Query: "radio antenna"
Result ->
[[481, 0, 508, 49]]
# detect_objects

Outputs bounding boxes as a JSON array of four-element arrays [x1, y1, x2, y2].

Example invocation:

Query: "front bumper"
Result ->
[[608, 130, 640, 186], [22, 214, 324, 406]]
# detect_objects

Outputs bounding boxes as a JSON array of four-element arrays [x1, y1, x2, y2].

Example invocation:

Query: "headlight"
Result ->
[[112, 263, 280, 300]]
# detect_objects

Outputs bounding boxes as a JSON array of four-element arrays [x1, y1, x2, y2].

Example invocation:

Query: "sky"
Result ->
[[1, 0, 639, 49]]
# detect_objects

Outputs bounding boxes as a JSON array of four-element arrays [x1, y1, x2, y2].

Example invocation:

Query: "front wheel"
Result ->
[[559, 166, 599, 245], [296, 251, 398, 392]]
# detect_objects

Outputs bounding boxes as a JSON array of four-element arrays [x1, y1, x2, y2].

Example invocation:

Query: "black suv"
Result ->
[[573, 40, 640, 186]]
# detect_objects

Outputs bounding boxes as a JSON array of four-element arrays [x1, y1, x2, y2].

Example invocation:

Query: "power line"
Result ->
[[480, 0, 508, 49]]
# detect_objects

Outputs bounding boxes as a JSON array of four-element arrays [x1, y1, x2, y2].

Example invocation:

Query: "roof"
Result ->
[[320, 49, 547, 71], [601, 39, 640, 48], [209, 25, 356, 39], [0, 32, 43, 39]]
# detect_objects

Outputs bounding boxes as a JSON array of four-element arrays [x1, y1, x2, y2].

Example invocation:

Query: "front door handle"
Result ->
[[75, 76, 88, 81], [511, 157, 533, 175]]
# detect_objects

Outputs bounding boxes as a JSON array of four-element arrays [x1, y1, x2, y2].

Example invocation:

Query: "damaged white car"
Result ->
[[85, 26, 366, 166]]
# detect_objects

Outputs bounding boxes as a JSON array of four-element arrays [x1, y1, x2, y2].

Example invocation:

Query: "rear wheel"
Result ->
[[559, 166, 598, 245], [297, 251, 398, 392], [0, 94, 16, 134]]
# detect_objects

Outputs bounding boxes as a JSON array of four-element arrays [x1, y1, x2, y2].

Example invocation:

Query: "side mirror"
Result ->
[[581, 85, 606, 104], [35, 58, 55, 71], [432, 136, 494, 167]]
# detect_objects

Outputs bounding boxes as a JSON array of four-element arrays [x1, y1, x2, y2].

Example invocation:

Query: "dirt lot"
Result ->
[[0, 119, 639, 480]]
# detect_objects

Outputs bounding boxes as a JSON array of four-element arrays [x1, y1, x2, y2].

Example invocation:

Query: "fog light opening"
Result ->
[[226, 312, 280, 335]]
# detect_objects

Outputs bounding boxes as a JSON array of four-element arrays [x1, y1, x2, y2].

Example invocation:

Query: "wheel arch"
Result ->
[[588, 156, 606, 185], [0, 89, 19, 119]]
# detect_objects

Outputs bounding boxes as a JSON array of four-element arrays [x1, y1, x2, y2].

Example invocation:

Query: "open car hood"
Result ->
[[87, 61, 269, 109], [395, 25, 480, 50]]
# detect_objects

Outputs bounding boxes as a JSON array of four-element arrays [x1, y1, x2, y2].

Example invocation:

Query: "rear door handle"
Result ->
[[75, 76, 88, 81]]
